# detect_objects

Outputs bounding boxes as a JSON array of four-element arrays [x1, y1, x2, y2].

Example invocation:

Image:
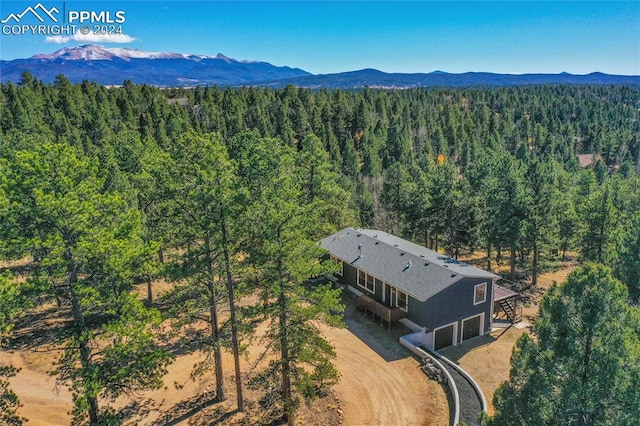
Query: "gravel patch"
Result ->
[[439, 361, 482, 425]]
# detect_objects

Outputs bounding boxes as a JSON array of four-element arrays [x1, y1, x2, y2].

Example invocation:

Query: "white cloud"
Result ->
[[45, 33, 136, 44]]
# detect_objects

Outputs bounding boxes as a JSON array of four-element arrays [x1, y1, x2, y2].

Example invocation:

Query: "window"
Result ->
[[330, 255, 343, 276], [474, 282, 487, 305], [396, 289, 408, 312], [357, 270, 375, 293], [358, 270, 366, 287]]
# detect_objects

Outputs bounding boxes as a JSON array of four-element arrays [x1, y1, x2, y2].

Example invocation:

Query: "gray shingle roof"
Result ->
[[319, 227, 499, 302]]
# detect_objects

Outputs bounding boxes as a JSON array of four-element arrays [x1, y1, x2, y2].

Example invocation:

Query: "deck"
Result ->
[[356, 294, 407, 329], [493, 285, 517, 302]]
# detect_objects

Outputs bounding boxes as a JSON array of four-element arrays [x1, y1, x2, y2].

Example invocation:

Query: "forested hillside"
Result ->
[[1, 73, 639, 424]]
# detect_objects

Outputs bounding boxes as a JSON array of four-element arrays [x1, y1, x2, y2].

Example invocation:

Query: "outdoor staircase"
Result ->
[[499, 299, 522, 323]]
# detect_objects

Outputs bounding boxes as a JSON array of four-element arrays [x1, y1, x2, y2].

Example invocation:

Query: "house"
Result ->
[[320, 227, 518, 350]]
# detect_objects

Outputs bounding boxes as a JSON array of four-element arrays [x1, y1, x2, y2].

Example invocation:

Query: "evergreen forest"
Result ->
[[1, 73, 639, 425]]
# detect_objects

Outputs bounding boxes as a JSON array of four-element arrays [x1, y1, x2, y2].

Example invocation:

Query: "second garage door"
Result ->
[[461, 314, 481, 342]]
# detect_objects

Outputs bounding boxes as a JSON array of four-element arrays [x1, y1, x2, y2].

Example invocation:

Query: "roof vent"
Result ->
[[375, 241, 380, 245], [420, 255, 425, 258], [374, 234, 378, 238], [357, 234, 361, 237], [400, 252, 405, 256], [424, 263, 429, 266], [444, 264, 449, 268], [394, 244, 398, 247], [358, 244, 362, 258], [403, 260, 412, 270], [451, 274, 457, 278]]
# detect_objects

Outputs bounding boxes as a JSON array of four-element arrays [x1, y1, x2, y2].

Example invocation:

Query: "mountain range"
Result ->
[[2, 45, 639, 88], [264, 68, 640, 89], [0, 45, 310, 86]]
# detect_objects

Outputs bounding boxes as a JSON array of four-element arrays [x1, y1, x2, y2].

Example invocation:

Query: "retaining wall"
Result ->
[[399, 335, 460, 426]]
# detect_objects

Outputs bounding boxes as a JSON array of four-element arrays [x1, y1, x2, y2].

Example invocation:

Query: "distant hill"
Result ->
[[0, 45, 311, 86], [2, 45, 639, 88], [259, 68, 640, 89]]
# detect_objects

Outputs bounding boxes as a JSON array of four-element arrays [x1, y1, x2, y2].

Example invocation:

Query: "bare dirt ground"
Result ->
[[518, 261, 578, 323], [325, 290, 449, 426], [3, 283, 448, 425]]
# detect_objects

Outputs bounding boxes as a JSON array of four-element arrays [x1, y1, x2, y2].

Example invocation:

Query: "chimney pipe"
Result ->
[[358, 244, 362, 258]]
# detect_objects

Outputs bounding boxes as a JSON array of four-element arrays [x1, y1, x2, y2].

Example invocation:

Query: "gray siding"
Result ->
[[342, 263, 359, 290], [342, 262, 382, 300], [409, 277, 493, 336], [405, 295, 426, 326]]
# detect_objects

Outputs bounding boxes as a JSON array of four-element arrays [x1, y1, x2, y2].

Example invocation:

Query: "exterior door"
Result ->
[[389, 287, 396, 307], [434, 324, 455, 350], [462, 315, 482, 342]]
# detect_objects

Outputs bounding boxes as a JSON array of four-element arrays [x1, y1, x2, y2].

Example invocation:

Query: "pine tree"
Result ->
[[241, 135, 344, 425], [1, 143, 171, 424], [481, 152, 527, 278], [0, 271, 28, 426], [163, 131, 245, 408], [523, 159, 559, 285], [614, 211, 640, 302], [578, 180, 617, 263], [490, 264, 640, 425]]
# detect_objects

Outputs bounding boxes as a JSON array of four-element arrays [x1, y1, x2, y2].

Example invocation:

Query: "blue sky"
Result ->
[[1, 1, 639, 75]]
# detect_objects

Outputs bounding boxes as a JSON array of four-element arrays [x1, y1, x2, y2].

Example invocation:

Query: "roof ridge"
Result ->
[[349, 227, 496, 278], [320, 228, 498, 302]]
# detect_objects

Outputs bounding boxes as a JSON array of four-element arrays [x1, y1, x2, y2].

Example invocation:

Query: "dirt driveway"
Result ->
[[321, 290, 449, 426]]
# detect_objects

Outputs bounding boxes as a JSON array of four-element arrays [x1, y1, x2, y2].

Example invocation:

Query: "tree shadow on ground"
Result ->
[[148, 393, 231, 426], [9, 302, 71, 351], [1, 261, 37, 277], [117, 397, 156, 423], [340, 289, 413, 363]]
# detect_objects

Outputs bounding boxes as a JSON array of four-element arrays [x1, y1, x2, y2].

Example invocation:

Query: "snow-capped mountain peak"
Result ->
[[9, 44, 311, 86], [31, 44, 228, 62]]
